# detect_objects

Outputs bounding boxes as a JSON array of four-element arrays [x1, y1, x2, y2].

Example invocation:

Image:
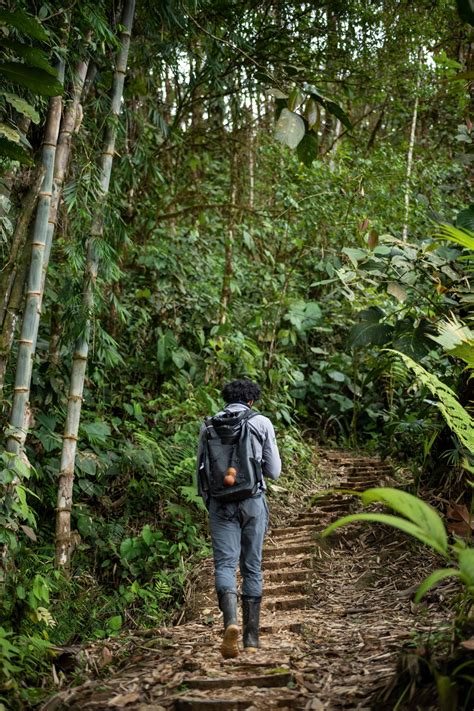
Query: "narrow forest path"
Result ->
[[43, 452, 449, 711]]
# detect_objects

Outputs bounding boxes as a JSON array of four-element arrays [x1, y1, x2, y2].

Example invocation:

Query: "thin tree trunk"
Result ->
[[402, 55, 422, 241], [0, 239, 31, 395], [56, 0, 135, 569], [219, 154, 237, 326], [5, 64, 65, 455]]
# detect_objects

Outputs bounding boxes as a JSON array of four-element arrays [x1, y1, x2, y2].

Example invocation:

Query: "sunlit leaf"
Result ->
[[275, 108, 305, 149]]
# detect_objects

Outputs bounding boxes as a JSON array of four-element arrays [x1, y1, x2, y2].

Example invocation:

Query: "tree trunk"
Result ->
[[402, 54, 422, 241], [56, 0, 135, 569], [5, 64, 65, 455]]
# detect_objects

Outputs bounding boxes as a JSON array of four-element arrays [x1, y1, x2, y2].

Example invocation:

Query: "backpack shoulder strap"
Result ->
[[204, 416, 218, 440], [242, 410, 265, 446]]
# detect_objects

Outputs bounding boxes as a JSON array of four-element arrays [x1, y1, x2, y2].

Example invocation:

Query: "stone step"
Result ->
[[265, 567, 312, 583], [174, 691, 305, 710], [270, 525, 314, 537], [265, 542, 314, 557], [265, 595, 311, 611], [265, 580, 307, 596], [185, 671, 293, 690], [263, 556, 310, 571]]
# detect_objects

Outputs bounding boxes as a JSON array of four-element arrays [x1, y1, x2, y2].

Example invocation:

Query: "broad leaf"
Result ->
[[459, 548, 474, 586], [325, 100, 352, 129], [322, 512, 449, 555], [347, 321, 392, 348], [275, 108, 305, 149], [0, 39, 57, 75], [359, 488, 448, 554], [296, 132, 318, 166], [414, 568, 461, 603], [0, 136, 33, 164], [0, 62, 63, 96], [0, 122, 20, 143], [0, 9, 48, 41], [0, 91, 40, 123]]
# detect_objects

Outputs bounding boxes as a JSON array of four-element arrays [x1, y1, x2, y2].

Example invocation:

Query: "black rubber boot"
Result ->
[[242, 596, 261, 651], [218, 591, 239, 659]]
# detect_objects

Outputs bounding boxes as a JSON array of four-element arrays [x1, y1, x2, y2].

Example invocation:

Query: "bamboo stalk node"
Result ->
[[18, 339, 33, 345], [73, 354, 89, 362], [62, 434, 79, 441], [56, 508, 72, 514], [26, 291, 42, 296], [31, 242, 46, 247], [68, 394, 84, 402], [39, 191, 53, 198]]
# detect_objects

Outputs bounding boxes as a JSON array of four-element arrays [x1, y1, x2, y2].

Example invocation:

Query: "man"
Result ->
[[196, 379, 281, 658]]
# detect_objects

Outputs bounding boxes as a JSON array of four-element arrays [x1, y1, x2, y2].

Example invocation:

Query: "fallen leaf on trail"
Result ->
[[108, 691, 140, 706], [100, 647, 113, 668], [460, 637, 474, 650]]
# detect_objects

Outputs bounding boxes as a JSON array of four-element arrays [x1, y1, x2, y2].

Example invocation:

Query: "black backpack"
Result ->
[[201, 409, 264, 503]]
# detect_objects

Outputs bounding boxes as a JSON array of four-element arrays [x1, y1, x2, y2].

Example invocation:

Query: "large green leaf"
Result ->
[[0, 9, 48, 41], [459, 548, 474, 586], [0, 62, 62, 96], [359, 488, 448, 554], [0, 39, 57, 75], [0, 136, 33, 165], [296, 132, 318, 166], [0, 91, 40, 123], [0, 122, 20, 143], [322, 512, 449, 555], [324, 100, 352, 129], [386, 350, 474, 454], [414, 568, 461, 603]]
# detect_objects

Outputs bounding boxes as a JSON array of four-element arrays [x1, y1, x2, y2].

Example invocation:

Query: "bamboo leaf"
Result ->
[[0, 136, 33, 164], [0, 9, 49, 41], [0, 39, 58, 75], [359, 488, 448, 554], [0, 62, 63, 96], [0, 91, 40, 123], [322, 512, 449, 555], [414, 568, 461, 603]]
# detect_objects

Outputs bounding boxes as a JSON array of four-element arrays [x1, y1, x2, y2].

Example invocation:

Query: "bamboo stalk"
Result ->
[[56, 0, 135, 569], [5, 63, 65, 455], [402, 53, 422, 242]]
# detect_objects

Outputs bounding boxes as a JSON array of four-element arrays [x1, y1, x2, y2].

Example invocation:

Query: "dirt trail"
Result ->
[[43, 451, 448, 711]]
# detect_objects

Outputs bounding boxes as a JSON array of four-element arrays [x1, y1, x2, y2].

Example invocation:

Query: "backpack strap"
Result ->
[[204, 416, 219, 440]]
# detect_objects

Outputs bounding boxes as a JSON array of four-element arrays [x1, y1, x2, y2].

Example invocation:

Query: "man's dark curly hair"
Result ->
[[221, 379, 261, 404]]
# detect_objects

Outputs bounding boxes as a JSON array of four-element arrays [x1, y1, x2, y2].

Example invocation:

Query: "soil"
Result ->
[[41, 450, 453, 711]]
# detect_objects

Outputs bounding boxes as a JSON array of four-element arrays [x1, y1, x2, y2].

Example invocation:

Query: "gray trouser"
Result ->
[[209, 495, 269, 598]]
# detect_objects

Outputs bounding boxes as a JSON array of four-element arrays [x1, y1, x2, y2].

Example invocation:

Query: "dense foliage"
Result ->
[[0, 0, 473, 706]]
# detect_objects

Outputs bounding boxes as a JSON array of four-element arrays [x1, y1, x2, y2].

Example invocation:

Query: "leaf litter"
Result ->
[[41, 450, 452, 711]]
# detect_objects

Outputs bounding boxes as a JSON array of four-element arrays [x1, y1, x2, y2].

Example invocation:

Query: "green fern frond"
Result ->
[[433, 224, 474, 251], [386, 349, 474, 454]]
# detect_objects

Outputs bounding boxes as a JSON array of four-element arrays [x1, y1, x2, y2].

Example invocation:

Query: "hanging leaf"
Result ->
[[324, 100, 352, 129], [288, 87, 304, 112], [367, 229, 378, 249], [434, 224, 474, 250], [0, 62, 63, 96], [305, 98, 319, 130], [0, 122, 20, 143], [0, 9, 49, 41], [296, 132, 318, 166], [0, 39, 58, 75], [0, 91, 40, 123], [0, 136, 33, 164], [274, 108, 305, 149]]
